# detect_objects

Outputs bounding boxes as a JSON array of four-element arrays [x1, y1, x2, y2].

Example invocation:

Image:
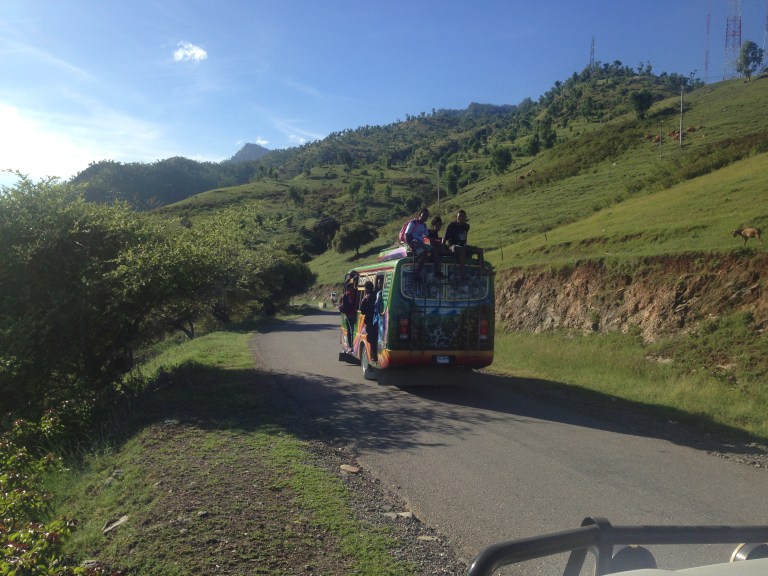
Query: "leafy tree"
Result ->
[[0, 177, 314, 418], [526, 133, 541, 156], [363, 177, 375, 197], [490, 146, 513, 174], [404, 194, 422, 213], [737, 40, 765, 81], [287, 186, 304, 208], [348, 181, 362, 200], [333, 223, 379, 257], [297, 226, 329, 257], [0, 177, 161, 414], [167, 205, 316, 323], [539, 116, 557, 149], [629, 89, 654, 120], [445, 163, 462, 195]]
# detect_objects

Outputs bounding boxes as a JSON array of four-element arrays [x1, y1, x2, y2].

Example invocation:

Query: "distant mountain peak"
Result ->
[[226, 143, 270, 163]]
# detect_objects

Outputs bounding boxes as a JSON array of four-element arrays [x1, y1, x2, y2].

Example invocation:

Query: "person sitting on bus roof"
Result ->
[[427, 216, 451, 257], [444, 209, 485, 278], [404, 208, 446, 281]]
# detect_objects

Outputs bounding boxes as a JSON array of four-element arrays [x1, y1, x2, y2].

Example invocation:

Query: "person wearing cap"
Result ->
[[444, 209, 485, 278]]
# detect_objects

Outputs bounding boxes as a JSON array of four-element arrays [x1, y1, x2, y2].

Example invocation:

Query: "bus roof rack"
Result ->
[[377, 244, 411, 262]]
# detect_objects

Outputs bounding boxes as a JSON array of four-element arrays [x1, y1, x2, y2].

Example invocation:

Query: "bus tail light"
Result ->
[[479, 319, 489, 341], [398, 317, 410, 341]]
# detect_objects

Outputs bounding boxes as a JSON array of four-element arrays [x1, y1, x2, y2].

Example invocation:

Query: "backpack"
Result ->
[[338, 290, 356, 316], [398, 219, 415, 243]]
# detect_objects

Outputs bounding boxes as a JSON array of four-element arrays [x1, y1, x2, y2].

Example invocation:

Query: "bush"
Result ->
[[0, 415, 116, 575], [0, 177, 315, 419]]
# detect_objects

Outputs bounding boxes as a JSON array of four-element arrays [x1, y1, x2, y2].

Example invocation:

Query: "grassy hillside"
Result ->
[[126, 67, 768, 289], [302, 77, 768, 286]]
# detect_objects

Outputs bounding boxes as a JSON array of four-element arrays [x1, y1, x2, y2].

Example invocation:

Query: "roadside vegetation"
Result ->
[[493, 314, 768, 440], [49, 331, 418, 575], [3, 58, 768, 573], [0, 177, 314, 574]]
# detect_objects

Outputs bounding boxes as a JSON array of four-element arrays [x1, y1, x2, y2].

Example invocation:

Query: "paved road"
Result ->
[[251, 311, 768, 574]]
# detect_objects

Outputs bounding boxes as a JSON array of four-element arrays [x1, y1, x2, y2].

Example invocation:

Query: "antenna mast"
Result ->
[[764, 0, 768, 68], [724, 0, 742, 79], [705, 0, 712, 82]]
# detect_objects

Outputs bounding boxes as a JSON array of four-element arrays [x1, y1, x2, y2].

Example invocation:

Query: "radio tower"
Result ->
[[724, 0, 742, 79], [705, 0, 712, 82], [764, 0, 768, 67]]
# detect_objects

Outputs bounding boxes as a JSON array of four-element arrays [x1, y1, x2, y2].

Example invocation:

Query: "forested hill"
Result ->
[[73, 62, 698, 212]]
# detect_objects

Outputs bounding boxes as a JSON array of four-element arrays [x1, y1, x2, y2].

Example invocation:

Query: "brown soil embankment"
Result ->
[[495, 253, 767, 341]]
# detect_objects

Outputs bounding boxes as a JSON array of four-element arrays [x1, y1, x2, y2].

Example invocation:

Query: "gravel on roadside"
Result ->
[[303, 436, 469, 575]]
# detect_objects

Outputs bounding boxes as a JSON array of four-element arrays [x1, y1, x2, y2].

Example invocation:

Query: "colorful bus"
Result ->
[[338, 247, 494, 383]]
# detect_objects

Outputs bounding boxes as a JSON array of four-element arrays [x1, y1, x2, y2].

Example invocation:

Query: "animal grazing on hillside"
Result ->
[[732, 227, 762, 245]]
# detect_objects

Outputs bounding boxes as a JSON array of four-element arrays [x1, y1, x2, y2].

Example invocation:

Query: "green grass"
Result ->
[[52, 331, 418, 575], [492, 321, 768, 441], [490, 151, 768, 269], [307, 150, 768, 287], [305, 79, 768, 286]]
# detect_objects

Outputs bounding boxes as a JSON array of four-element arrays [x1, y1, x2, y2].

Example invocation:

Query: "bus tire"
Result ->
[[361, 347, 378, 381]]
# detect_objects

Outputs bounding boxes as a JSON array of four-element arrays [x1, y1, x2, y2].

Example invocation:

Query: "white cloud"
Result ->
[[173, 41, 208, 63], [255, 136, 269, 146]]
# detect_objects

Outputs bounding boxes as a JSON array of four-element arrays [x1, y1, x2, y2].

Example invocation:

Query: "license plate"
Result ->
[[435, 355, 450, 364]]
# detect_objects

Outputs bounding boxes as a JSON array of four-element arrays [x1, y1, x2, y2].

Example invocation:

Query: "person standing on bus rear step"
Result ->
[[444, 209, 485, 279], [359, 280, 377, 362], [373, 276, 384, 349], [338, 280, 357, 352], [404, 208, 446, 281]]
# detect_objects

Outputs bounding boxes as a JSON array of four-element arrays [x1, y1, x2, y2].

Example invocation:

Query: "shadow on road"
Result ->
[[258, 361, 765, 461], [399, 370, 758, 456], [252, 309, 764, 457], [128, 324, 765, 466]]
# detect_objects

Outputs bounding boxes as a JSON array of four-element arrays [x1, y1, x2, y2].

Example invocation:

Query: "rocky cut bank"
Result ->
[[495, 253, 768, 341]]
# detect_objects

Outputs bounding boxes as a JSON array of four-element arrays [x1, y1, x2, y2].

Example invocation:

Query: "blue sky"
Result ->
[[1, 1, 766, 187]]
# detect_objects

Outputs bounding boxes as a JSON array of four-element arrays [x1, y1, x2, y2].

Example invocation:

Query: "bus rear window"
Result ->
[[401, 263, 489, 301]]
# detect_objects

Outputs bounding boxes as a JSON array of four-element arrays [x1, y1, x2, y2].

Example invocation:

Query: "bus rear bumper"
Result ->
[[385, 349, 493, 369]]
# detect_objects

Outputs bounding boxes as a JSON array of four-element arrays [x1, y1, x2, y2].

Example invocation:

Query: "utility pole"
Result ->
[[437, 165, 441, 206], [659, 121, 663, 160], [679, 84, 684, 149], [705, 0, 712, 83]]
